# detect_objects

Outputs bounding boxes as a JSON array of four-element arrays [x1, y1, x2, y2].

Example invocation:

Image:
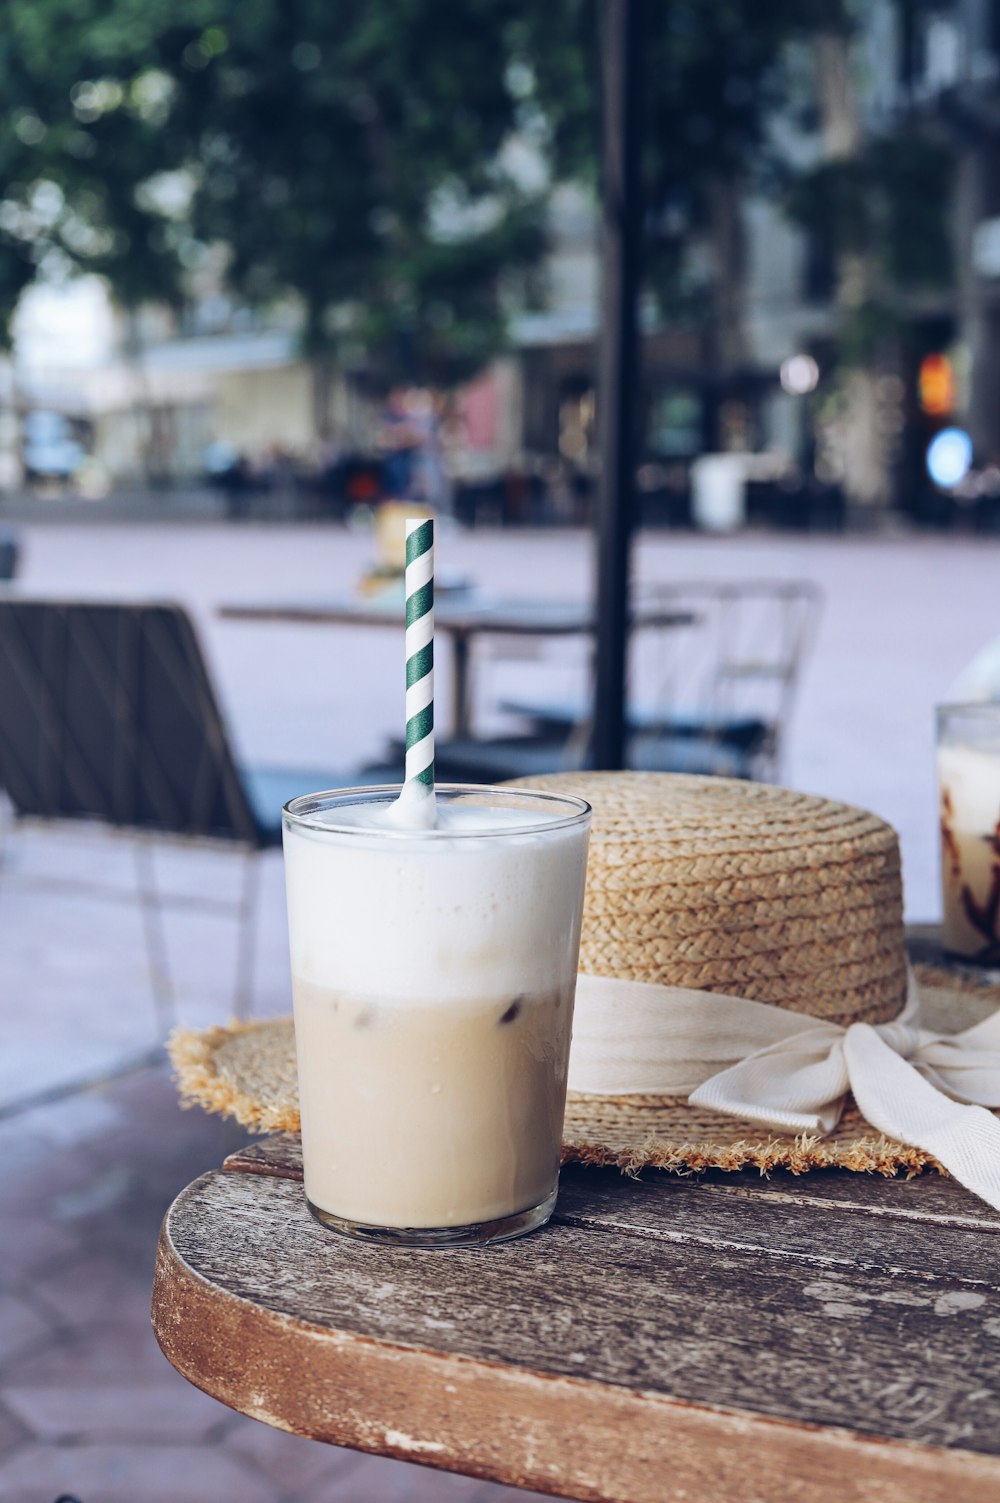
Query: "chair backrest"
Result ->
[[633, 580, 823, 775], [0, 598, 262, 843], [704, 579, 820, 696], [472, 632, 592, 744]]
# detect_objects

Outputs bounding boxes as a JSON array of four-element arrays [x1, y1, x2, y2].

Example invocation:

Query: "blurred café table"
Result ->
[[218, 592, 694, 739]]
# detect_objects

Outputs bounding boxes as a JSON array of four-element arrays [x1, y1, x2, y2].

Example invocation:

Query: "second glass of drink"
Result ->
[[938, 702, 1000, 964]]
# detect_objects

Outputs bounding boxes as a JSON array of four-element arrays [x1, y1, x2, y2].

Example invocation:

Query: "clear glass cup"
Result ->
[[282, 784, 592, 1246], [937, 704, 1000, 963]]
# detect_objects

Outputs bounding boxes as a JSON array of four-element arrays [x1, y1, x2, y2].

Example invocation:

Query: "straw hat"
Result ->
[[169, 773, 1000, 1180], [521, 772, 908, 1026]]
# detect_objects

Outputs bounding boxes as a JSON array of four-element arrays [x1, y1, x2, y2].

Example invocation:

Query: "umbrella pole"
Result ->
[[592, 0, 643, 771]]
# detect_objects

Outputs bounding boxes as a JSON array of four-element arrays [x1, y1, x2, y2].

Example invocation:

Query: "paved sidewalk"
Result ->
[[0, 1036, 553, 1503], [2, 519, 999, 1500]]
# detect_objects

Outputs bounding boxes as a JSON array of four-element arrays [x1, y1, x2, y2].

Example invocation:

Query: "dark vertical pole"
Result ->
[[591, 0, 643, 770]]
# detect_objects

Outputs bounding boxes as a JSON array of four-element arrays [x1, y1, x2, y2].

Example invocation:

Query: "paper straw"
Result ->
[[404, 517, 435, 788]]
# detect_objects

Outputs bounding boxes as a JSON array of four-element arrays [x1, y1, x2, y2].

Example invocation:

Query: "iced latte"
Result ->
[[282, 785, 591, 1245], [938, 704, 1000, 964]]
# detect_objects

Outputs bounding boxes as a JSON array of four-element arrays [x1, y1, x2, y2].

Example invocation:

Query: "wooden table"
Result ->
[[153, 1129, 1000, 1502], [218, 594, 693, 738]]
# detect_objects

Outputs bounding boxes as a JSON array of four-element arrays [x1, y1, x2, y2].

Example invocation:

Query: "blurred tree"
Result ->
[[0, 0, 958, 471], [0, 0, 187, 344], [0, 0, 855, 360], [519, 0, 956, 497], [0, 0, 548, 413], [785, 15, 954, 509], [517, 1, 853, 394]]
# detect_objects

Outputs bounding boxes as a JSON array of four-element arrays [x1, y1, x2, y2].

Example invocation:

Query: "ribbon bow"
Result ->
[[570, 971, 1000, 1210]]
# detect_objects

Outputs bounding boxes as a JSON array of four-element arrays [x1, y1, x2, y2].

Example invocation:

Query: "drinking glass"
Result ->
[[282, 784, 591, 1246]]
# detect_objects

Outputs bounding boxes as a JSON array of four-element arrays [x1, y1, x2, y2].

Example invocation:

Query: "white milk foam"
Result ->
[[378, 778, 437, 830], [283, 797, 588, 1003]]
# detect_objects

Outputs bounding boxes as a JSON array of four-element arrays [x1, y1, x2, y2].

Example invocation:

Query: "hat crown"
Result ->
[[511, 772, 907, 1027]]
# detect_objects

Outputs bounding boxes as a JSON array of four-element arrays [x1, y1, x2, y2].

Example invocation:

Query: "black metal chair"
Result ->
[[0, 529, 19, 581], [628, 578, 824, 782], [445, 579, 823, 785], [0, 598, 399, 1030]]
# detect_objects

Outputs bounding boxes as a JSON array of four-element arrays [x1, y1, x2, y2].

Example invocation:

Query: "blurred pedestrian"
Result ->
[[379, 387, 421, 500]]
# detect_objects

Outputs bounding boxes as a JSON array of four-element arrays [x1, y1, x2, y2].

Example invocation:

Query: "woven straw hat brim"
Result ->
[[166, 962, 1000, 1181]]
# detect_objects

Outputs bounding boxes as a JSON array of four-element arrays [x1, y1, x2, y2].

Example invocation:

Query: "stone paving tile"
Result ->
[[4, 823, 137, 889], [0, 1439, 282, 1503], [1, 1135, 109, 1214], [0, 1117, 56, 1176], [2, 1372, 227, 1444], [48, 1164, 140, 1229], [0, 1032, 151, 1120], [3, 1320, 181, 1385], [77, 1078, 240, 1174], [475, 1486, 559, 1503], [28, 1253, 155, 1332], [220, 1415, 368, 1496], [0, 968, 158, 1112], [0, 1293, 59, 1367], [14, 1090, 130, 1150], [0, 1399, 30, 1464], [300, 1451, 499, 1503], [0, 1124, 113, 1190], [1, 1205, 83, 1282]]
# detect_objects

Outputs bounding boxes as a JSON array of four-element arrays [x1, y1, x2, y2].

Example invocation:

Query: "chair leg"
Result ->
[[0, 796, 20, 881], [0, 815, 12, 884], [233, 848, 261, 1021], [756, 728, 781, 784], [133, 836, 176, 1038]]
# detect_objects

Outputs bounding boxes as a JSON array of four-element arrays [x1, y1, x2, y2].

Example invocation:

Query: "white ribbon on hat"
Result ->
[[570, 970, 1000, 1210]]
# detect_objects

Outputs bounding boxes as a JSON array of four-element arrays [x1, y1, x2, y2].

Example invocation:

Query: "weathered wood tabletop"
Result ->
[[152, 1123, 1000, 1503]]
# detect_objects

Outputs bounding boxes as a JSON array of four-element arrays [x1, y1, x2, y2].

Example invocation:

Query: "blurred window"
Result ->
[[648, 389, 702, 458]]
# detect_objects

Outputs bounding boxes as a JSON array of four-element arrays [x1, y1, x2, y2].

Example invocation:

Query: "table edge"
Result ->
[[151, 1194, 1000, 1503]]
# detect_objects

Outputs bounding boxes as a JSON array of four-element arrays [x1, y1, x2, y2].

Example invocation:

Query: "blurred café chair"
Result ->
[[0, 598, 396, 1030], [629, 578, 823, 783], [0, 528, 19, 581], [443, 579, 822, 785]]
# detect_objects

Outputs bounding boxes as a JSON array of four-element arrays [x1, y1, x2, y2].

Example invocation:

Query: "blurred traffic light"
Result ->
[[918, 353, 955, 416]]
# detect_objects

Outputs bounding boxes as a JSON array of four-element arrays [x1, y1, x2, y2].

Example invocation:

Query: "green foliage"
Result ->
[[517, 0, 855, 315], [0, 0, 548, 375], [786, 137, 954, 291], [785, 133, 955, 360], [0, 0, 194, 333], [0, 0, 957, 377]]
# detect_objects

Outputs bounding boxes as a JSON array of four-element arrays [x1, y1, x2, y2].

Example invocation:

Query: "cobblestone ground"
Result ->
[[1, 518, 998, 1501]]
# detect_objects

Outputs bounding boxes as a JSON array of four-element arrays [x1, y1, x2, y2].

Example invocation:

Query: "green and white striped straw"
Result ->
[[404, 517, 435, 788]]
